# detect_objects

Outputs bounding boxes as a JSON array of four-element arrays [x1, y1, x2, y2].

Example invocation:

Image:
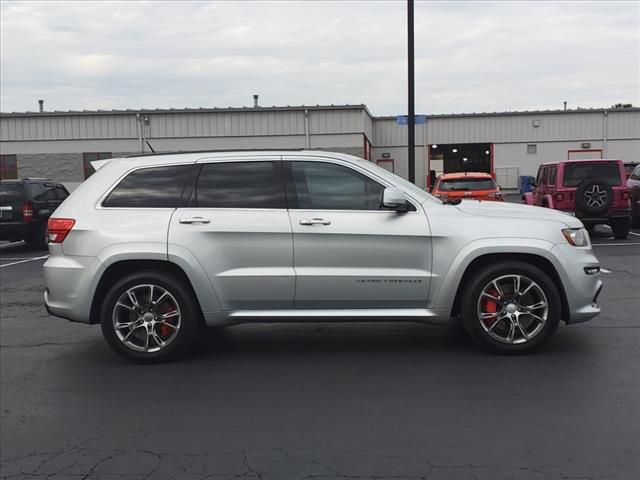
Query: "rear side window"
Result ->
[[438, 178, 496, 191], [547, 167, 557, 186], [563, 162, 622, 187], [103, 165, 194, 208], [194, 161, 285, 209]]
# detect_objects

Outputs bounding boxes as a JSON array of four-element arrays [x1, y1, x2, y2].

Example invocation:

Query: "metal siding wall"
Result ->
[[607, 111, 640, 139]]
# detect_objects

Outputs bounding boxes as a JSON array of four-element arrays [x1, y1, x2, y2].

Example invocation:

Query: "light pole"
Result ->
[[407, 0, 416, 183]]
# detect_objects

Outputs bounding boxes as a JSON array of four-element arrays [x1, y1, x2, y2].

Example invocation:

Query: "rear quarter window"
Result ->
[[562, 162, 622, 187], [102, 165, 194, 208]]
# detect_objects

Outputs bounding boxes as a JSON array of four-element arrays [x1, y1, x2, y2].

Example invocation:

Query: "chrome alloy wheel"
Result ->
[[584, 184, 608, 208], [112, 284, 181, 353], [476, 274, 548, 345]]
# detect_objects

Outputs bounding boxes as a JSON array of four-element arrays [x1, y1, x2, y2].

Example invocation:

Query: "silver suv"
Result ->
[[44, 151, 603, 362]]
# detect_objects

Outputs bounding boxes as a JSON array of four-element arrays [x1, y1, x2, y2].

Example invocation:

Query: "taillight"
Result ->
[[22, 204, 33, 221], [48, 218, 76, 243], [555, 193, 564, 202], [487, 192, 502, 199]]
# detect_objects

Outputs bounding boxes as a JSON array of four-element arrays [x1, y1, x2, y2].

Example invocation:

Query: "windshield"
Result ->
[[563, 162, 621, 187], [437, 178, 496, 191], [0, 183, 24, 204]]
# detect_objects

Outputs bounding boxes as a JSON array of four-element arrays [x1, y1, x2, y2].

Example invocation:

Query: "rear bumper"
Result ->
[[550, 243, 603, 324], [0, 221, 31, 240], [43, 246, 104, 324], [577, 209, 631, 224]]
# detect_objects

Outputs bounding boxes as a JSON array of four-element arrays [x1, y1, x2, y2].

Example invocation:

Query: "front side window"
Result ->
[[194, 161, 285, 209], [289, 161, 385, 210], [103, 165, 194, 208]]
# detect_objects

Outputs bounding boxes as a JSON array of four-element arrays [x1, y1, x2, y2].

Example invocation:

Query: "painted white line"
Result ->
[[600, 268, 612, 274], [0, 257, 36, 261], [628, 231, 640, 237], [0, 255, 48, 268], [592, 242, 640, 247], [0, 241, 24, 249]]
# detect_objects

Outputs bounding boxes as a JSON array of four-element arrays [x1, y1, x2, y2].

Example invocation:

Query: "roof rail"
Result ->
[[123, 148, 305, 158]]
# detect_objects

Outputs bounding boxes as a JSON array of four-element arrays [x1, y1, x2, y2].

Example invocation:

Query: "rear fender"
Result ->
[[543, 195, 555, 209]]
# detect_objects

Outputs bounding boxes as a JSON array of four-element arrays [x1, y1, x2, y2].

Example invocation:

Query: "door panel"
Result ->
[[285, 159, 432, 309], [167, 158, 294, 311], [169, 209, 294, 310]]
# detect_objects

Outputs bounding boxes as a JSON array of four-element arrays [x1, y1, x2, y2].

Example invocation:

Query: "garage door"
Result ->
[[495, 167, 520, 190]]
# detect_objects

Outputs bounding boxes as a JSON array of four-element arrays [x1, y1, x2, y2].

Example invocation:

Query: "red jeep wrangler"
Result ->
[[525, 159, 632, 239]]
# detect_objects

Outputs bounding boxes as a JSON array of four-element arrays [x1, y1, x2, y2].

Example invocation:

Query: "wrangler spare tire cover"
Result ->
[[575, 179, 613, 216]]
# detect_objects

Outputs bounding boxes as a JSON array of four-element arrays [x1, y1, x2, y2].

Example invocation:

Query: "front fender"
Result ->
[[430, 237, 557, 314]]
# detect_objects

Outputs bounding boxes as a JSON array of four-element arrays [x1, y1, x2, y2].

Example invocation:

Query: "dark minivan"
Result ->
[[0, 179, 69, 249]]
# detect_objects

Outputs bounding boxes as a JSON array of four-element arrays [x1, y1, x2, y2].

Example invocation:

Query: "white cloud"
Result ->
[[1, 0, 638, 115]]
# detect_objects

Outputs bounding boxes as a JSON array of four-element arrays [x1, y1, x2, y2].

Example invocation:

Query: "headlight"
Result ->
[[562, 228, 590, 247]]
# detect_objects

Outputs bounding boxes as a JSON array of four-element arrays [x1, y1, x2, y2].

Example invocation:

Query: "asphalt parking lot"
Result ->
[[1, 227, 639, 480]]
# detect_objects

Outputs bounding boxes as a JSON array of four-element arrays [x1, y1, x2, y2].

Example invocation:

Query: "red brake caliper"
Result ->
[[483, 288, 499, 327], [158, 304, 176, 338]]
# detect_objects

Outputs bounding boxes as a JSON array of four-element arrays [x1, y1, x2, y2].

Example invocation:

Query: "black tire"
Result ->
[[575, 179, 613, 216], [25, 222, 48, 250], [100, 270, 201, 363], [460, 261, 562, 354], [610, 217, 630, 239]]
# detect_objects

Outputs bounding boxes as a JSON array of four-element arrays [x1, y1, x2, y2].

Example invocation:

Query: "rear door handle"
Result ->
[[179, 216, 211, 224], [299, 218, 331, 226]]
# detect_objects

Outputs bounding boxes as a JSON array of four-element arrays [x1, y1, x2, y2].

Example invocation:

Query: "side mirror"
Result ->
[[382, 187, 410, 212]]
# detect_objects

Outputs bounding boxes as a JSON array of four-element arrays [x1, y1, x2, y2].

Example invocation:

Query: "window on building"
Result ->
[[102, 165, 194, 208], [194, 161, 285, 209], [83, 152, 112, 179], [289, 161, 385, 210], [0, 155, 18, 180], [527, 144, 537, 155]]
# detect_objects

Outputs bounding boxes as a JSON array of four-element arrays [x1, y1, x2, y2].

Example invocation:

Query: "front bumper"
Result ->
[[550, 243, 603, 324]]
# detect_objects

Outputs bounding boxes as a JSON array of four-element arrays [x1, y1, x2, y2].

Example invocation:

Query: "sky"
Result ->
[[1, 0, 638, 115]]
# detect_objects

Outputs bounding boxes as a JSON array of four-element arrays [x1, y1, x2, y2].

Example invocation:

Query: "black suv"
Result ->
[[0, 178, 69, 249]]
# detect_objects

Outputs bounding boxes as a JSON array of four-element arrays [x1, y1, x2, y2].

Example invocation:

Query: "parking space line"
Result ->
[[628, 231, 640, 237], [0, 241, 24, 249], [0, 255, 49, 268]]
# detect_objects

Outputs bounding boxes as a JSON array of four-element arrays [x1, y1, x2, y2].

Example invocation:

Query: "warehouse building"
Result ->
[[1, 103, 638, 190]]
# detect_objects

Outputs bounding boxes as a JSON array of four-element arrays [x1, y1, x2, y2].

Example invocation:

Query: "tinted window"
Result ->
[[548, 167, 557, 186], [44, 185, 58, 201], [438, 178, 496, 191], [195, 161, 285, 209], [27, 183, 44, 199], [0, 183, 23, 204], [563, 162, 621, 187], [632, 165, 640, 180], [103, 165, 194, 208], [290, 161, 385, 210], [55, 187, 69, 200]]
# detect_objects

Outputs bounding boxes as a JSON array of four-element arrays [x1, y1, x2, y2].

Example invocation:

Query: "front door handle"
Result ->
[[299, 218, 331, 226], [179, 217, 211, 224]]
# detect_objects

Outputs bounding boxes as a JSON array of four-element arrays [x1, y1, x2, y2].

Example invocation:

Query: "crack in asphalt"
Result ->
[[0, 447, 602, 480]]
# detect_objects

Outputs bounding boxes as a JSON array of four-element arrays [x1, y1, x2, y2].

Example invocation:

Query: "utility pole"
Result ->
[[407, 0, 416, 183]]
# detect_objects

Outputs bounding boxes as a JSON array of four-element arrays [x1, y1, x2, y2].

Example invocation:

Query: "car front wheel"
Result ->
[[460, 261, 561, 354], [100, 270, 201, 363]]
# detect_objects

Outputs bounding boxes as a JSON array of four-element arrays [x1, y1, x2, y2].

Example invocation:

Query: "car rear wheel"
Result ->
[[100, 270, 201, 363], [610, 217, 630, 239], [631, 203, 639, 228], [460, 261, 561, 354]]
